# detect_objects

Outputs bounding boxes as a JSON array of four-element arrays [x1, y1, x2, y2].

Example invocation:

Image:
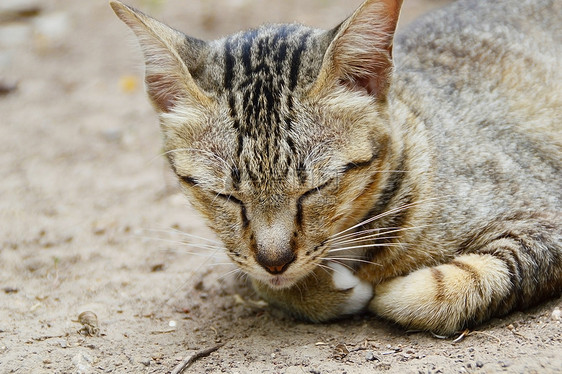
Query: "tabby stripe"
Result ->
[[231, 166, 241, 191], [289, 31, 311, 90], [362, 194, 413, 264], [478, 246, 523, 310], [241, 29, 259, 76], [449, 260, 479, 283], [449, 260, 484, 299], [431, 268, 445, 301], [361, 149, 407, 225], [224, 38, 234, 90]]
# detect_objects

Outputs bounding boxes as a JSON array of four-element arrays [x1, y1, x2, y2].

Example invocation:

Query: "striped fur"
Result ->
[[112, 0, 562, 335]]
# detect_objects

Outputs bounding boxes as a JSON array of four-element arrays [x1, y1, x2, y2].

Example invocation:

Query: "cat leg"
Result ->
[[370, 253, 511, 335], [253, 263, 373, 322], [370, 228, 562, 335]]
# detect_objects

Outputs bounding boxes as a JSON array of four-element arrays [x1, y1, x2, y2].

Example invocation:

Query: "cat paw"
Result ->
[[329, 263, 373, 315]]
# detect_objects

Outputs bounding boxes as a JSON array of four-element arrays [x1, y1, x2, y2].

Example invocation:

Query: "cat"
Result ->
[[110, 0, 562, 335]]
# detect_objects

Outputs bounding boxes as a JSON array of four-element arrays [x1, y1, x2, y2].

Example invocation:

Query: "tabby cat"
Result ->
[[111, 0, 561, 335]]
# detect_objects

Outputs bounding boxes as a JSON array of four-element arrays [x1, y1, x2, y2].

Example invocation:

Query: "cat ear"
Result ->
[[110, 1, 211, 113], [312, 0, 403, 100]]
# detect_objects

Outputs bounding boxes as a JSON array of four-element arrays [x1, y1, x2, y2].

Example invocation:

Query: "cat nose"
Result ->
[[256, 250, 295, 275]]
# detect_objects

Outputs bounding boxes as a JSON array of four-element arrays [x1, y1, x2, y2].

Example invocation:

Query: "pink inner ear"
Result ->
[[356, 75, 385, 97], [146, 74, 180, 113], [340, 66, 391, 99]]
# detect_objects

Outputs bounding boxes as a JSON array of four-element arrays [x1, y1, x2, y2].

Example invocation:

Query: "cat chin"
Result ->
[[264, 275, 297, 289], [253, 273, 302, 290]]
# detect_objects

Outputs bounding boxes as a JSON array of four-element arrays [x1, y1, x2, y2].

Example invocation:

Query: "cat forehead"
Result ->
[[204, 24, 330, 95]]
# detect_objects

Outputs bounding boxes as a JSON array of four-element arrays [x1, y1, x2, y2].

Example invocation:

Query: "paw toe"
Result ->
[[328, 263, 373, 315]]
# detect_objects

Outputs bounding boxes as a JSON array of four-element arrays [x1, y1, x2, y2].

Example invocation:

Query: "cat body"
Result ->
[[111, 0, 562, 334]]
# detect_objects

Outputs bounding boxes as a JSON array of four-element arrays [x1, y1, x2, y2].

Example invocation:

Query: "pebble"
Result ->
[[476, 361, 484, 368], [72, 352, 93, 374], [551, 307, 560, 322], [500, 360, 512, 368], [365, 351, 376, 361]]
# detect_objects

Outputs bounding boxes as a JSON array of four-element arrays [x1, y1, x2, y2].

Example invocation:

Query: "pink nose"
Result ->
[[256, 250, 295, 275]]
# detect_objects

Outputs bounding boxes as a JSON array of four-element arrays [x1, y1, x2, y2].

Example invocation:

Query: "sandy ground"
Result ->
[[1, 0, 561, 373]]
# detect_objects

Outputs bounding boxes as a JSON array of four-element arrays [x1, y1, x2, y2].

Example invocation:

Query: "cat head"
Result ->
[[111, 0, 403, 288]]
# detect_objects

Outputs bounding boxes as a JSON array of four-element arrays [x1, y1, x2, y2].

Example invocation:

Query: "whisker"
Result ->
[[329, 235, 400, 246], [154, 227, 222, 245], [316, 263, 338, 277], [326, 227, 399, 243], [217, 267, 243, 282], [328, 221, 452, 244], [320, 259, 356, 273], [325, 257, 382, 267], [328, 242, 407, 253], [140, 236, 225, 251], [328, 196, 448, 240]]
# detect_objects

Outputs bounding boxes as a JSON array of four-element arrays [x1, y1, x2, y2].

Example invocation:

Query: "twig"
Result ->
[[170, 343, 225, 374]]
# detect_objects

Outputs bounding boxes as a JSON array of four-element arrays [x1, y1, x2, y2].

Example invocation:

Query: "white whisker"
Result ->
[[217, 267, 243, 282], [328, 242, 407, 253], [140, 236, 224, 251], [325, 257, 382, 267], [329, 235, 400, 246], [155, 227, 221, 244], [328, 196, 447, 240]]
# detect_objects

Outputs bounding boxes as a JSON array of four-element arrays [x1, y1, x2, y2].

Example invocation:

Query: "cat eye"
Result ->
[[341, 154, 377, 173], [296, 180, 333, 226], [179, 175, 197, 185]]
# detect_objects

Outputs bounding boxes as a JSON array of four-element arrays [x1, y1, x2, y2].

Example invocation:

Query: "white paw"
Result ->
[[329, 263, 373, 315]]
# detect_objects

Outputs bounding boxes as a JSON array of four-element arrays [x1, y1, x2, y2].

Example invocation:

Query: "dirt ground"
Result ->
[[1, 0, 560, 373]]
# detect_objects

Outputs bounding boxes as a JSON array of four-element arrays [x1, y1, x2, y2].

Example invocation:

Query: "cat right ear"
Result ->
[[311, 0, 403, 101], [110, 1, 211, 113]]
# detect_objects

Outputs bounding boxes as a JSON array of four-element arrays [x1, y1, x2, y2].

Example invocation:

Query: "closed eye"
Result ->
[[341, 154, 377, 173], [296, 179, 333, 227], [178, 174, 249, 227], [213, 191, 244, 206]]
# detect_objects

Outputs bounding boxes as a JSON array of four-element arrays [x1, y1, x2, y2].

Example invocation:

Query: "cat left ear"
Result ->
[[311, 0, 403, 100], [110, 1, 211, 113]]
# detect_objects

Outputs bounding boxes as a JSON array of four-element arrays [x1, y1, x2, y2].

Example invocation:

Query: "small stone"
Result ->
[[476, 361, 484, 368], [72, 352, 93, 374], [551, 307, 561, 321], [150, 263, 164, 272], [140, 358, 151, 366]]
